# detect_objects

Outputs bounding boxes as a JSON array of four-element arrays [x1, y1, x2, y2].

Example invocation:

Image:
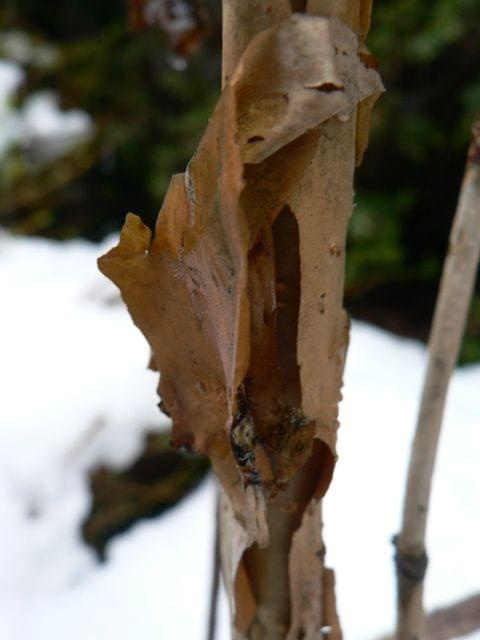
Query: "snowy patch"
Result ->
[[0, 231, 166, 636], [0, 59, 92, 160], [0, 31, 59, 68], [20, 92, 93, 160]]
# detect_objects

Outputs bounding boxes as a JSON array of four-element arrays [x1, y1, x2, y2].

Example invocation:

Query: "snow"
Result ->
[[325, 324, 480, 639], [0, 230, 478, 639], [20, 92, 93, 158], [2, 480, 225, 640], [0, 58, 92, 159], [0, 231, 164, 633]]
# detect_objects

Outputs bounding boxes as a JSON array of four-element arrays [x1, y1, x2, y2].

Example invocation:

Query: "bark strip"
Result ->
[[99, 3, 383, 638], [394, 120, 480, 640]]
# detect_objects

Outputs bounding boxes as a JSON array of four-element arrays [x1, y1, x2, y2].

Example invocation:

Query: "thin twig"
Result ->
[[394, 119, 480, 639], [206, 485, 220, 640], [377, 592, 480, 640]]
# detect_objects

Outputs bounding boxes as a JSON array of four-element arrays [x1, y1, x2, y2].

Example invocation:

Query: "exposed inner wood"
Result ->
[[99, 5, 383, 638]]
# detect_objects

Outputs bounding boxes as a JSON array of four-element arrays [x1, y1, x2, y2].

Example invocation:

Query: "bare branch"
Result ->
[[394, 120, 480, 639], [378, 592, 480, 640], [99, 3, 382, 639], [206, 488, 221, 640]]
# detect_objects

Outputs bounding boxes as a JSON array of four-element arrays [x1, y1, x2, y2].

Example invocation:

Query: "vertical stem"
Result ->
[[206, 488, 221, 640], [221, 0, 291, 86], [394, 121, 480, 640], [221, 7, 300, 638], [220, 2, 373, 639]]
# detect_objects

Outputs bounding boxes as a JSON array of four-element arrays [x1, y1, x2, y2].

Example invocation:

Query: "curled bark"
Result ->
[[394, 120, 480, 640], [99, 2, 383, 637]]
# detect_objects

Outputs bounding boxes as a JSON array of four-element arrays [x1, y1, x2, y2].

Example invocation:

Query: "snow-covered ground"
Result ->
[[0, 58, 92, 159], [0, 231, 478, 640]]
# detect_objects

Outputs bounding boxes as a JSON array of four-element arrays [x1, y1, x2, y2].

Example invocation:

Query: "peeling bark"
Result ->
[[99, 3, 383, 638]]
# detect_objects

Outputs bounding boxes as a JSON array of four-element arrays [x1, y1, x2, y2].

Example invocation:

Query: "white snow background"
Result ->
[[0, 58, 92, 159], [0, 51, 478, 640]]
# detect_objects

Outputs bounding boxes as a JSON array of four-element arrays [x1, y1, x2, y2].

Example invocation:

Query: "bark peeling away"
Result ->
[[99, 10, 383, 638]]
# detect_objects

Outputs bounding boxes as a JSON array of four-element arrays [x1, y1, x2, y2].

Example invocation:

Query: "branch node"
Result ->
[[392, 535, 428, 583]]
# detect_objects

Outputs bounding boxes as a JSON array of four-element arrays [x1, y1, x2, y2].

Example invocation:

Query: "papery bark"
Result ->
[[99, 3, 383, 638]]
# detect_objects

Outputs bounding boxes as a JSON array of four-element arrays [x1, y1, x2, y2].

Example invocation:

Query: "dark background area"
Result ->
[[1, 0, 479, 362]]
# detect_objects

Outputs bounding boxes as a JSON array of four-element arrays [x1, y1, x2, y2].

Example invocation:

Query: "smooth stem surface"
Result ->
[[395, 121, 480, 640], [378, 592, 480, 640], [206, 489, 220, 640]]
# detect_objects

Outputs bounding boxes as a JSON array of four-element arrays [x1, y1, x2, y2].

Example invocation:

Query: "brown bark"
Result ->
[[394, 121, 480, 640], [98, 2, 382, 639], [219, 3, 382, 639]]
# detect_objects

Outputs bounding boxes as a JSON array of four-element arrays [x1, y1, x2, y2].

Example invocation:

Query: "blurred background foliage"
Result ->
[[1, 0, 480, 362]]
